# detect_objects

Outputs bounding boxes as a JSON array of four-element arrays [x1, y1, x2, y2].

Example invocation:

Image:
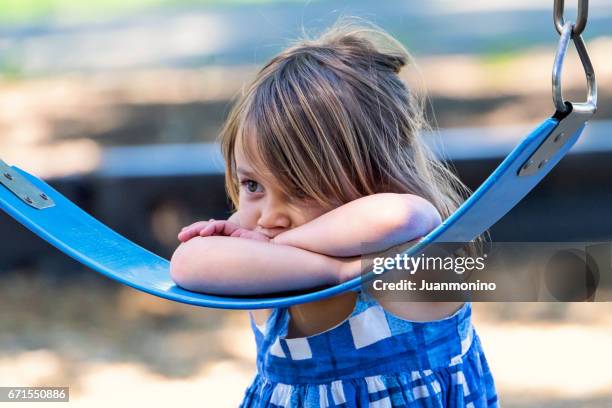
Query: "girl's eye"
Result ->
[[241, 180, 263, 193], [293, 188, 307, 200]]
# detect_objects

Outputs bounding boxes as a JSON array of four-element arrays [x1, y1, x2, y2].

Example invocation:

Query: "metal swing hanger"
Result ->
[[517, 0, 598, 177], [552, 0, 597, 115]]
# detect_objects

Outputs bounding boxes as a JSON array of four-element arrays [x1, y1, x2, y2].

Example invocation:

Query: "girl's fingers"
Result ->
[[230, 229, 242, 237], [178, 228, 194, 239], [211, 222, 227, 235], [199, 220, 227, 236], [228, 229, 270, 242], [220, 222, 241, 236], [179, 219, 218, 240], [251, 232, 271, 242], [199, 223, 217, 237], [177, 229, 197, 242], [179, 220, 242, 241], [197, 221, 238, 236]]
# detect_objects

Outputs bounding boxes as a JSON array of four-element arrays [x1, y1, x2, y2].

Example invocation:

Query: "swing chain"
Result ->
[[551, 0, 597, 114], [554, 0, 589, 36]]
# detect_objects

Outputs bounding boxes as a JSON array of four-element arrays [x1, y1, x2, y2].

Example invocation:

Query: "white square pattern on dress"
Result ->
[[349, 305, 392, 349], [413, 384, 430, 399], [318, 384, 329, 408], [365, 375, 387, 393], [331, 380, 346, 404], [452, 371, 470, 396], [270, 383, 293, 407], [285, 337, 312, 360]]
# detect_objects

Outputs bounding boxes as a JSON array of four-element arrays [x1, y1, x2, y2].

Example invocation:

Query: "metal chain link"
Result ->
[[551, 0, 596, 113], [554, 0, 589, 36]]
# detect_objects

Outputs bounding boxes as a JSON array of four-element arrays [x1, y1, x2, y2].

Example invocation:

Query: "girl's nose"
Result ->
[[257, 211, 291, 230], [257, 200, 291, 231]]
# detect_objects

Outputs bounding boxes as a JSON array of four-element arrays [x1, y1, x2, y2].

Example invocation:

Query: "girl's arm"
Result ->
[[272, 193, 441, 257], [170, 194, 439, 295], [170, 235, 362, 295]]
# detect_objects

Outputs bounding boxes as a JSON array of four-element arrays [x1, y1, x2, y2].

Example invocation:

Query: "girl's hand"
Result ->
[[228, 228, 271, 242], [178, 219, 239, 242], [177, 219, 270, 243]]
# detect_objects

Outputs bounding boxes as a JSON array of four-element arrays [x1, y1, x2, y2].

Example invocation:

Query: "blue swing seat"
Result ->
[[0, 106, 592, 309]]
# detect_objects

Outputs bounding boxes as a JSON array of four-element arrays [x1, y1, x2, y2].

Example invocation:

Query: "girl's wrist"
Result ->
[[336, 256, 364, 285], [270, 233, 288, 246]]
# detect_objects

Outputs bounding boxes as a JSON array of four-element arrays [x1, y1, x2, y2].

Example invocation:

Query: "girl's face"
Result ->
[[234, 136, 329, 238]]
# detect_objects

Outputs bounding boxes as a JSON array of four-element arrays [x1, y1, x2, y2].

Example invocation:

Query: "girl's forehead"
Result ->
[[235, 133, 259, 166], [235, 134, 275, 180]]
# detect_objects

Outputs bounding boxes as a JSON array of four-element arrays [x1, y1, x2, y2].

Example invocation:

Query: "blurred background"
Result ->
[[1, 0, 612, 406]]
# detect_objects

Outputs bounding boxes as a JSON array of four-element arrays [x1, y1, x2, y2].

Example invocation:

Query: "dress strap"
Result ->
[[352, 286, 380, 314], [249, 306, 286, 337]]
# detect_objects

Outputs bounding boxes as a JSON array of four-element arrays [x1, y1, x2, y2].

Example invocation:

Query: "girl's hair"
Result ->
[[219, 17, 475, 237]]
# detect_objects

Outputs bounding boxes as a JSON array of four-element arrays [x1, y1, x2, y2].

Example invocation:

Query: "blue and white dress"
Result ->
[[240, 289, 499, 407]]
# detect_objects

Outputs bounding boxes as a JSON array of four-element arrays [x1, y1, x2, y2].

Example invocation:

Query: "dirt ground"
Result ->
[[1, 265, 611, 407]]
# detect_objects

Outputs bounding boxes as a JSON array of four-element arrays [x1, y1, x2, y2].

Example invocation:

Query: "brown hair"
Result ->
[[219, 17, 479, 244]]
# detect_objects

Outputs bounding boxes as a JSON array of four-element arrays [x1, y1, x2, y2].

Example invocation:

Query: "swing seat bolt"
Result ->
[[553, 132, 565, 143], [3, 172, 12, 180], [24, 196, 33, 204], [40, 193, 48, 200]]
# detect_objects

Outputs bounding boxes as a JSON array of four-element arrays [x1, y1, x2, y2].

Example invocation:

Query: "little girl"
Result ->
[[170, 18, 498, 408]]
